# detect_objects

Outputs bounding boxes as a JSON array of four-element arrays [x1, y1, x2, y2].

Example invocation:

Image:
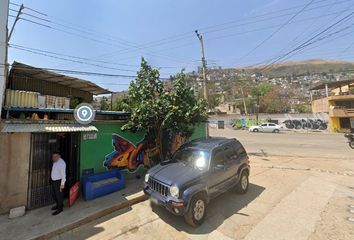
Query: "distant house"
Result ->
[[310, 79, 354, 132]]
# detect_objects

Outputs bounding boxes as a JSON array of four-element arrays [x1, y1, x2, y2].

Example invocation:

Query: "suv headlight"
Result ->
[[144, 173, 149, 183], [169, 185, 179, 198]]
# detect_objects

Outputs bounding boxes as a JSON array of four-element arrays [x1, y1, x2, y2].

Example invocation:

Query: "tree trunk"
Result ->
[[157, 127, 164, 162], [155, 127, 164, 162]]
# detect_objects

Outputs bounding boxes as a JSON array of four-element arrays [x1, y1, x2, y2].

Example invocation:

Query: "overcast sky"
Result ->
[[7, 0, 354, 92]]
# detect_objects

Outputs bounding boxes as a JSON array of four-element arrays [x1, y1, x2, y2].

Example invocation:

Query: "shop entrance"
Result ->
[[27, 132, 80, 209]]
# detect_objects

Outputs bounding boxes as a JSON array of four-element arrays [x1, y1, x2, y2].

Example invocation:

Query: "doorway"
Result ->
[[27, 132, 80, 209]]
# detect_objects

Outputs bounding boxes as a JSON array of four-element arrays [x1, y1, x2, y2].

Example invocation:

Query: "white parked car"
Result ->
[[249, 123, 281, 133]]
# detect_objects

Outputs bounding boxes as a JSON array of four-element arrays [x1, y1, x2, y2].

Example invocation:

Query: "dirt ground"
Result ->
[[54, 129, 354, 240]]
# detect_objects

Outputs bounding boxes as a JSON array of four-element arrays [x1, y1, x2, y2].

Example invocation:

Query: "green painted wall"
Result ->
[[80, 122, 146, 175], [189, 123, 207, 141], [79, 121, 207, 176]]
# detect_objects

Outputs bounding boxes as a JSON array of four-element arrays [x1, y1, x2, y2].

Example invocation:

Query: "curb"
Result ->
[[32, 192, 148, 240]]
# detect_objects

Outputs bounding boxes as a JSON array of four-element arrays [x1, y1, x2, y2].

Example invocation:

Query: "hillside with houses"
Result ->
[[186, 59, 354, 114]]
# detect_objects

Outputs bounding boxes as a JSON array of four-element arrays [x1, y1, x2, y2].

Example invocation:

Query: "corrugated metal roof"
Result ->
[[10, 62, 111, 95], [1, 123, 98, 133]]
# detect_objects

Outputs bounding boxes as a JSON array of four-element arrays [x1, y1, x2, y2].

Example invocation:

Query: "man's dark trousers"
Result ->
[[51, 180, 63, 210]]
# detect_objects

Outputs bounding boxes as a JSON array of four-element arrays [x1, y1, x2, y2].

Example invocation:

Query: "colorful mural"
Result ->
[[103, 132, 188, 172], [80, 122, 207, 175], [103, 134, 149, 171]]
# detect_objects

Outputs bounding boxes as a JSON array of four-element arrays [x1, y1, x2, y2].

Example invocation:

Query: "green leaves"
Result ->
[[251, 82, 273, 97], [122, 59, 207, 138], [161, 71, 207, 135]]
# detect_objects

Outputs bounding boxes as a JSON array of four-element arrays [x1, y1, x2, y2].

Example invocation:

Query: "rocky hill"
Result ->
[[233, 59, 354, 78]]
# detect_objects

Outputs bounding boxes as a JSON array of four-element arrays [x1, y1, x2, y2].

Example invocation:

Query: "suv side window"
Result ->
[[231, 141, 247, 157], [269, 123, 276, 126], [236, 146, 247, 157], [224, 145, 238, 161], [212, 149, 226, 166]]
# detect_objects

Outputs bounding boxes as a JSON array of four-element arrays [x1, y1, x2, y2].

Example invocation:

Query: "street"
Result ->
[[53, 129, 354, 240], [211, 128, 354, 159]]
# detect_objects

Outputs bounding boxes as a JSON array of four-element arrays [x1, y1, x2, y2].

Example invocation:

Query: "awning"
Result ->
[[1, 123, 98, 133], [10, 62, 112, 95]]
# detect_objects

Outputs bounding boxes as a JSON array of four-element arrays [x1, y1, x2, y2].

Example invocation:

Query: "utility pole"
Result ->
[[240, 86, 248, 115], [255, 75, 260, 124], [0, 0, 10, 114], [1, 4, 23, 115], [8, 4, 24, 41], [256, 94, 260, 124], [195, 30, 208, 102]]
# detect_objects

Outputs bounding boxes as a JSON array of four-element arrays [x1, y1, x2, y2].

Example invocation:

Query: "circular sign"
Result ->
[[74, 103, 95, 124]]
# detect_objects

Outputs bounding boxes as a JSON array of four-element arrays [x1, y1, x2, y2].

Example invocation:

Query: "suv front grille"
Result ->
[[148, 178, 169, 197]]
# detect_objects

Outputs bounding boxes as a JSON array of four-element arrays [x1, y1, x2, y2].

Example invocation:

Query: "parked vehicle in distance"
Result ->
[[143, 137, 250, 227], [249, 122, 281, 133], [344, 133, 354, 149]]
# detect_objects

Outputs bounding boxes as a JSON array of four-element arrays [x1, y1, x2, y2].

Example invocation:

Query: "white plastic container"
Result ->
[[64, 98, 70, 109], [38, 95, 46, 108]]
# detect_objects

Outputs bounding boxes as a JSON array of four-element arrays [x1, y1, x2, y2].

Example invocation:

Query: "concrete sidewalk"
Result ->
[[0, 178, 148, 240]]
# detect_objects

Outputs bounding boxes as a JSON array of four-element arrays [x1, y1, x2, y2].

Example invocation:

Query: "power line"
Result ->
[[9, 45, 180, 75], [110, 0, 352, 64], [13, 0, 344, 65], [9, 43, 185, 69], [8, 10, 192, 65], [9, 2, 21, 7], [263, 12, 354, 69], [238, 0, 316, 61], [275, 0, 343, 58], [94, 0, 353, 60], [13, 17, 191, 65], [240, 11, 354, 70], [126, 6, 354, 65], [202, 0, 347, 32], [10, 0, 350, 71], [18, 7, 193, 64], [205, 8, 354, 42], [1, 63, 171, 79], [10, 0, 354, 74], [71, 5, 354, 68], [9, 45, 140, 73], [274, 25, 354, 62]]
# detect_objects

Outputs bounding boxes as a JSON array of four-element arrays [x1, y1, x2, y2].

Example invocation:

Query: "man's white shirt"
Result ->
[[51, 158, 66, 186]]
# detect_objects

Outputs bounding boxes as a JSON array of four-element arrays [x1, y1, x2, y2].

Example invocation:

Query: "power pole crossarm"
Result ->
[[195, 30, 208, 102], [8, 4, 24, 41]]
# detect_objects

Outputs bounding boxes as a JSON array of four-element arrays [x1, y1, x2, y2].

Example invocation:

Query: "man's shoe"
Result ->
[[52, 209, 63, 216], [51, 206, 58, 211]]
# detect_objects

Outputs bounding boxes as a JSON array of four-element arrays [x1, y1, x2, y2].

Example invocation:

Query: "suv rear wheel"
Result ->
[[236, 171, 249, 194], [184, 194, 207, 227]]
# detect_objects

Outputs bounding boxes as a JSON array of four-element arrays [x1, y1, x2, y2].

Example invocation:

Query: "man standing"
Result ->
[[51, 152, 66, 215]]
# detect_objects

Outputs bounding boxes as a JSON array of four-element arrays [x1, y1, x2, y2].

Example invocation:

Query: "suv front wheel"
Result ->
[[236, 171, 249, 194], [184, 194, 207, 227]]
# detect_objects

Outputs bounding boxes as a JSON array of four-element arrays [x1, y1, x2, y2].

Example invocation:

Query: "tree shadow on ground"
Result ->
[[152, 183, 265, 234]]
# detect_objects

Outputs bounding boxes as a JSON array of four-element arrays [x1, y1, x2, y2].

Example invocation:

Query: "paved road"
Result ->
[[54, 130, 354, 240], [210, 128, 353, 159]]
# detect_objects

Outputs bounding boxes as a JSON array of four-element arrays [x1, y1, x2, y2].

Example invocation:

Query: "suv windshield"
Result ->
[[172, 148, 210, 170]]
